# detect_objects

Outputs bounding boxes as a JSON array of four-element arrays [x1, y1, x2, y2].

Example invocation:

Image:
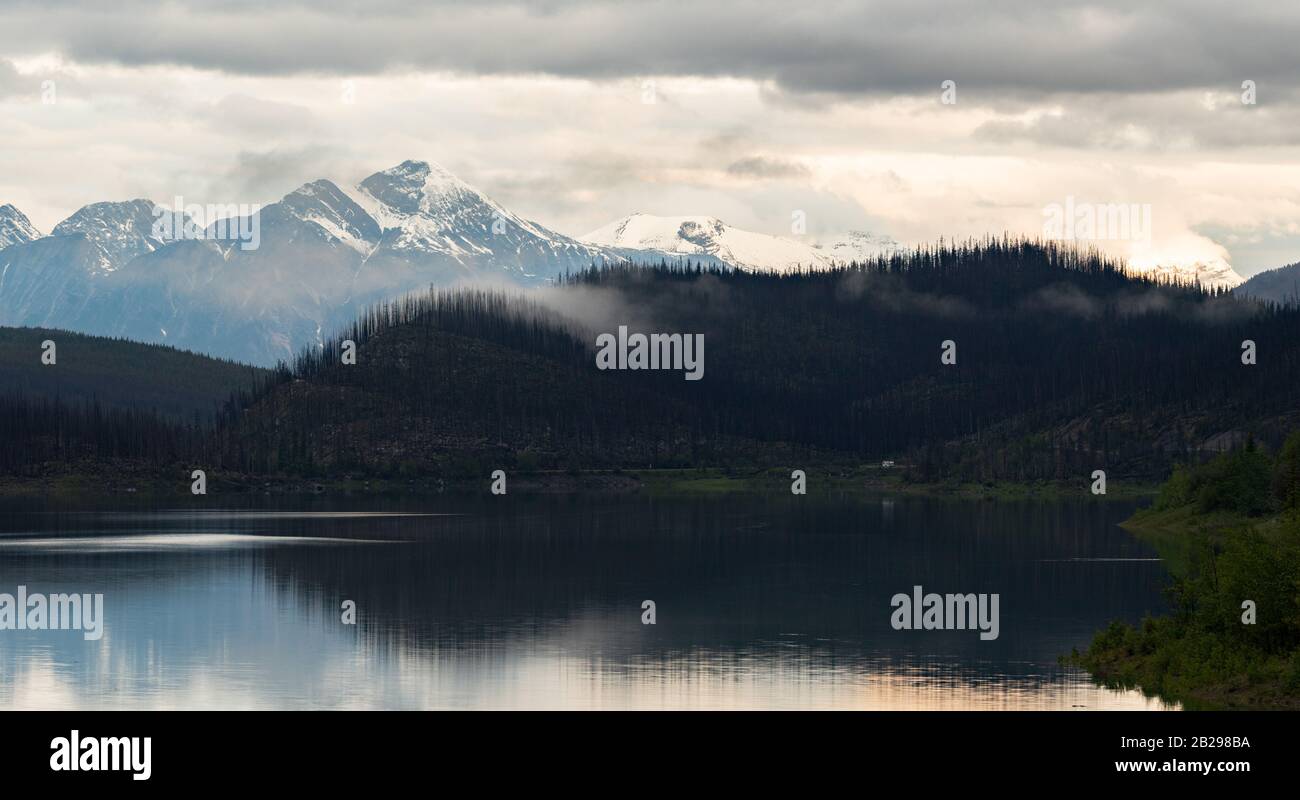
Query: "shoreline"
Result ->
[[0, 466, 1160, 502], [1077, 501, 1300, 711]]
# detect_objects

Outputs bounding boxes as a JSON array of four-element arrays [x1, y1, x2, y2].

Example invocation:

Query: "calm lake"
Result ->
[[0, 492, 1176, 710]]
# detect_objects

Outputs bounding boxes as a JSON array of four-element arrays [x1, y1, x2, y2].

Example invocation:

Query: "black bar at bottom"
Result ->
[[1, 710, 1283, 786]]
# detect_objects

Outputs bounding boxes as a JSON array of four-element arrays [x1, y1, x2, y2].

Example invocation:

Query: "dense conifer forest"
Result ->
[[0, 328, 264, 474], [5, 239, 1299, 484]]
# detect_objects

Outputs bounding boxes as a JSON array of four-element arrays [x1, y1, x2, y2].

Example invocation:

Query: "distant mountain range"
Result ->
[[582, 213, 900, 272], [1235, 261, 1300, 305], [0, 161, 635, 365], [2, 159, 1285, 366], [1142, 261, 1245, 291], [0, 160, 896, 365]]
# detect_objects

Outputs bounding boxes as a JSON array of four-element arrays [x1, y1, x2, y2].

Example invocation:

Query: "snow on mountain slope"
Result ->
[[816, 230, 903, 263], [0, 204, 41, 250], [0, 234, 106, 329], [347, 160, 614, 289], [582, 213, 824, 272], [0, 163, 657, 364], [582, 213, 899, 272], [50, 199, 169, 273], [10, 156, 1258, 367], [272, 179, 383, 256], [1131, 261, 1245, 291], [0, 199, 169, 330]]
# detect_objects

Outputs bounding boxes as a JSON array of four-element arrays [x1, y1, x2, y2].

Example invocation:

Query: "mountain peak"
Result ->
[[391, 159, 430, 174], [52, 198, 158, 229], [49, 199, 164, 272], [287, 178, 345, 200], [0, 203, 42, 249], [357, 159, 476, 218], [376, 158, 464, 188], [278, 178, 382, 255], [389, 159, 460, 181]]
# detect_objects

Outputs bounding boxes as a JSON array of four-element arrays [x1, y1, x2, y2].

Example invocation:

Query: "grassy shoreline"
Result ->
[[1073, 437, 1300, 710], [0, 464, 1159, 501]]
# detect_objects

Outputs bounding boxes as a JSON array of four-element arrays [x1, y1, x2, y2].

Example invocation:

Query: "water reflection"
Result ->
[[0, 494, 1176, 710]]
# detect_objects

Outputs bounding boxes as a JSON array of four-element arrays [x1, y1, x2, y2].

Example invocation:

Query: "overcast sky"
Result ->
[[3, 0, 1300, 276]]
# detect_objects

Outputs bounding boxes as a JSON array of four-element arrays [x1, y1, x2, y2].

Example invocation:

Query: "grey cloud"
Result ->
[[1191, 296, 1256, 324], [0, 59, 23, 98], [1022, 283, 1101, 318], [1111, 288, 1253, 324], [975, 90, 1300, 150], [0, 57, 65, 100], [531, 283, 662, 339], [1196, 225, 1300, 279], [531, 271, 737, 339], [1114, 288, 1174, 317], [725, 156, 810, 181], [208, 147, 348, 205], [836, 270, 976, 319], [205, 94, 322, 139], [1020, 282, 1256, 322], [698, 131, 755, 154], [479, 152, 656, 230], [3, 1, 1299, 101]]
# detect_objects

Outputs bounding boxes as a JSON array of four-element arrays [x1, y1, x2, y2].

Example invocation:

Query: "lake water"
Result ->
[[0, 492, 1177, 710]]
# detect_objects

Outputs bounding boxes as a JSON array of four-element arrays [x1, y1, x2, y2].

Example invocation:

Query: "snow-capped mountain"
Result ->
[[1131, 261, 1245, 291], [0, 199, 173, 332], [0, 204, 41, 250], [271, 178, 383, 256], [2, 161, 1263, 366], [816, 230, 903, 264], [0, 161, 695, 364], [581, 213, 898, 273], [50, 199, 171, 273], [347, 160, 619, 294]]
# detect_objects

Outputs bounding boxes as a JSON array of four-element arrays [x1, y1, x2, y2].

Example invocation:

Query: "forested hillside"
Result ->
[[0, 327, 267, 473], [211, 239, 1300, 482], [5, 239, 1300, 484], [1236, 260, 1300, 306], [0, 327, 266, 419]]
